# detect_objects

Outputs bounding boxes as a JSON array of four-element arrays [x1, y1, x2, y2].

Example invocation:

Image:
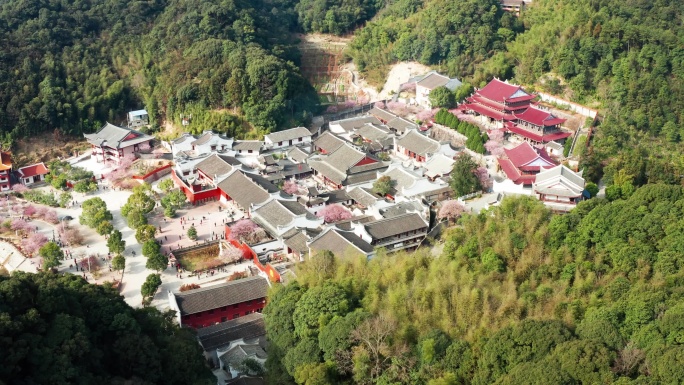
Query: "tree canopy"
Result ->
[[0, 272, 213, 384], [264, 185, 684, 384]]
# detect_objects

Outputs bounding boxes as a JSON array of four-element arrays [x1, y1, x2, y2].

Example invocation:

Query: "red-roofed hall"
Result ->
[[460, 78, 572, 144], [18, 162, 49, 186]]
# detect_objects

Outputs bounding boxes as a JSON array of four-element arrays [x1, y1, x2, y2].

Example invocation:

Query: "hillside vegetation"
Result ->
[[0, 272, 214, 384], [264, 186, 684, 384], [345, 0, 684, 188], [0, 0, 318, 146]]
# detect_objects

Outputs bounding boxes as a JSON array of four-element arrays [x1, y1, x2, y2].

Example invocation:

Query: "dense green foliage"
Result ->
[[265, 185, 684, 384], [0, 0, 318, 146], [296, 0, 385, 35], [0, 272, 213, 384], [435, 109, 486, 153], [79, 197, 113, 229], [38, 242, 63, 270], [494, 0, 684, 186], [348, 0, 522, 85]]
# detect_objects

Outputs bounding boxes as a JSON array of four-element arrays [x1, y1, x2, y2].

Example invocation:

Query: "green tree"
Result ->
[[141, 273, 162, 301], [146, 252, 168, 272], [47, 173, 68, 190], [58, 192, 72, 208], [73, 179, 97, 194], [126, 210, 147, 229], [39, 242, 64, 270], [371, 176, 394, 196], [187, 225, 197, 240], [0, 272, 213, 384], [585, 182, 599, 198], [122, 183, 155, 217], [450, 153, 482, 197], [293, 282, 349, 338], [142, 240, 161, 258], [107, 230, 126, 255], [79, 197, 112, 228], [158, 178, 174, 193], [136, 224, 157, 244], [112, 254, 126, 272], [429, 86, 456, 108], [97, 221, 114, 236], [294, 362, 331, 385]]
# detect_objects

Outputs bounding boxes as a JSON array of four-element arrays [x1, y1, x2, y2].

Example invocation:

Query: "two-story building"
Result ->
[[308, 227, 374, 259], [351, 212, 428, 252], [167, 276, 269, 329], [85, 122, 154, 164], [533, 165, 586, 213], [0, 152, 12, 191]]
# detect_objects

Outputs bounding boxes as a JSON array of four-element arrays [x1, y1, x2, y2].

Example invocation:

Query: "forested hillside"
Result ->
[[0, 0, 318, 146], [0, 272, 214, 384], [348, 0, 522, 86], [345, 0, 684, 188], [264, 186, 684, 384]]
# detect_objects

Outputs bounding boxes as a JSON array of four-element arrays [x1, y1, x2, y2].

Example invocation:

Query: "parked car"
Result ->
[[58, 215, 73, 221]]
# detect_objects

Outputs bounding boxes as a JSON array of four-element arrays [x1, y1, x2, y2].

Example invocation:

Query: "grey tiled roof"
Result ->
[[174, 276, 268, 315], [197, 313, 265, 351], [364, 213, 428, 239], [233, 141, 263, 152], [347, 187, 379, 207], [265, 127, 311, 143], [308, 159, 346, 185], [416, 71, 462, 91], [253, 199, 314, 230], [355, 123, 393, 142], [534, 165, 585, 197], [195, 154, 234, 178], [314, 132, 345, 153], [283, 230, 310, 254], [386, 117, 418, 134], [288, 147, 310, 163], [396, 130, 440, 156], [380, 201, 425, 218], [318, 189, 350, 204], [368, 107, 397, 122], [219, 344, 267, 368], [383, 167, 420, 190], [331, 116, 382, 131], [326, 144, 366, 171], [173, 133, 195, 144], [217, 171, 273, 210], [191, 131, 217, 146], [308, 228, 374, 257], [84, 122, 153, 149]]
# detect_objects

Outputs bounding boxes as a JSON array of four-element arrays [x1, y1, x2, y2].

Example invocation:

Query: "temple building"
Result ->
[[462, 78, 571, 144], [498, 141, 557, 185]]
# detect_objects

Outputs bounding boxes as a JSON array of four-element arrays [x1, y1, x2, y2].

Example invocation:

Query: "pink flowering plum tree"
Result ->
[[23, 205, 37, 217], [11, 184, 28, 193], [416, 109, 437, 122], [229, 220, 267, 244], [44, 209, 59, 224], [387, 101, 409, 116], [283, 180, 301, 195], [438, 200, 466, 223], [374, 101, 386, 109], [317, 204, 352, 223], [475, 167, 492, 191], [219, 244, 245, 263], [11, 218, 32, 234], [21, 232, 48, 256]]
